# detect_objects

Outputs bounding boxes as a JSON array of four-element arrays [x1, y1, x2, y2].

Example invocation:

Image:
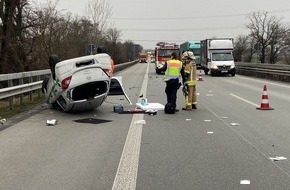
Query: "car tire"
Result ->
[[49, 54, 60, 80]]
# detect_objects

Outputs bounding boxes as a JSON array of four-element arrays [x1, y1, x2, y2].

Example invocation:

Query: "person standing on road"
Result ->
[[181, 51, 197, 110], [163, 52, 182, 112]]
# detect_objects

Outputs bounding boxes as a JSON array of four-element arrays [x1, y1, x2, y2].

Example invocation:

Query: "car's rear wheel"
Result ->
[[49, 54, 60, 80]]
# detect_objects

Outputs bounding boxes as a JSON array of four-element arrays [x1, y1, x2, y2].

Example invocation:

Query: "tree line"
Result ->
[[0, 0, 140, 74], [1, 1, 290, 75], [234, 11, 290, 64]]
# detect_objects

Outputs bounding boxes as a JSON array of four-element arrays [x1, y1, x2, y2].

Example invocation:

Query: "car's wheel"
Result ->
[[231, 72, 236, 77], [41, 75, 50, 94], [49, 54, 60, 80]]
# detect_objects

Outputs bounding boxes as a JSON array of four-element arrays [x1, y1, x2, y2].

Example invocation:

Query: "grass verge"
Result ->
[[0, 93, 46, 120]]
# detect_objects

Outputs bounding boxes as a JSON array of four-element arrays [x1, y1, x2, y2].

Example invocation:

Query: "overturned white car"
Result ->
[[42, 53, 131, 112]]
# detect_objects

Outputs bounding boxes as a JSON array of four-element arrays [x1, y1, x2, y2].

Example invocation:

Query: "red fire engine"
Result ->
[[154, 42, 180, 74]]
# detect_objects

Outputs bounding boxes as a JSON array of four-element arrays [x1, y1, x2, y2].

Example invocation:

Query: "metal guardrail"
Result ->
[[0, 81, 43, 99], [235, 62, 290, 82], [0, 60, 139, 110], [0, 69, 51, 109]]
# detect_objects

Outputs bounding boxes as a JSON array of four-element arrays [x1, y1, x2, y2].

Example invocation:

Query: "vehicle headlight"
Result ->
[[211, 63, 218, 69], [230, 63, 235, 69]]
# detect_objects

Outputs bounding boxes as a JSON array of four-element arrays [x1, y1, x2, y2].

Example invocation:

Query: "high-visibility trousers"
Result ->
[[185, 84, 197, 109]]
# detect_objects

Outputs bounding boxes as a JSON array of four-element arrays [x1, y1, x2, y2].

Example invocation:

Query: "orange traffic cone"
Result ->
[[198, 70, 203, 81], [256, 85, 274, 110]]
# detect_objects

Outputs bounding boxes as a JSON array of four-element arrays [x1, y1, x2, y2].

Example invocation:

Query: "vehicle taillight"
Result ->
[[103, 69, 112, 77], [61, 76, 72, 89]]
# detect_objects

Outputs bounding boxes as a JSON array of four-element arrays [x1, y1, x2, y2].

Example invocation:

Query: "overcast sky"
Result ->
[[34, 0, 290, 49]]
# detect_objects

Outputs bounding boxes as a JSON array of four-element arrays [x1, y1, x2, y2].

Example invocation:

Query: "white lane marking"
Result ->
[[112, 62, 149, 190], [269, 156, 287, 161], [134, 120, 146, 125], [240, 180, 250, 185], [229, 93, 259, 107]]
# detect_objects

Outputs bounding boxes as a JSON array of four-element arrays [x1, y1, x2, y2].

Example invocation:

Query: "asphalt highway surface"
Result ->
[[1, 61, 290, 190]]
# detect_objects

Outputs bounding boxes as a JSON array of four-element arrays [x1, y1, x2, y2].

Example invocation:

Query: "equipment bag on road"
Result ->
[[164, 103, 175, 114]]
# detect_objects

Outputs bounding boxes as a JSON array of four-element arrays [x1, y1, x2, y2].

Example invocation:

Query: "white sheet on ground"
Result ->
[[136, 103, 165, 111]]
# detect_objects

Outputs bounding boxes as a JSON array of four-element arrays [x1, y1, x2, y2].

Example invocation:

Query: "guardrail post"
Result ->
[[8, 79, 13, 110], [19, 78, 24, 105], [29, 76, 33, 101], [37, 75, 41, 98]]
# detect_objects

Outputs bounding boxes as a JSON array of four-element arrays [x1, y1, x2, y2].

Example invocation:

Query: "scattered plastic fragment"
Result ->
[[113, 104, 124, 113], [46, 119, 57, 126], [240, 180, 250, 184], [185, 119, 191, 121], [197, 93, 200, 96], [222, 116, 228, 119], [206, 94, 214, 96], [145, 109, 157, 116], [0, 118, 7, 125], [204, 120, 211, 122], [207, 131, 214, 134], [134, 120, 146, 125], [269, 156, 287, 161], [230, 123, 240, 126]]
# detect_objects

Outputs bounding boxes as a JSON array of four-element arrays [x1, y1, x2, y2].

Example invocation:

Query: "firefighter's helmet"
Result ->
[[183, 51, 195, 60]]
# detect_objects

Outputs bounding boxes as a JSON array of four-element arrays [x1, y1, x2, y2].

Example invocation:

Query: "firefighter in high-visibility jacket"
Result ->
[[181, 51, 197, 110]]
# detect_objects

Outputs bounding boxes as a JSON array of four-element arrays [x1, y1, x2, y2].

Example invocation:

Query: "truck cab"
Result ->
[[155, 42, 180, 74], [140, 52, 147, 63], [201, 38, 236, 76]]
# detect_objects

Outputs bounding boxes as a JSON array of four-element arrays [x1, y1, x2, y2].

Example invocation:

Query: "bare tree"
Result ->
[[267, 20, 288, 64], [0, 0, 133, 73], [104, 27, 121, 63], [85, 0, 112, 47], [31, 1, 93, 67], [282, 30, 290, 64], [0, 0, 30, 73], [234, 34, 248, 62], [246, 11, 289, 64], [121, 40, 135, 62]]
